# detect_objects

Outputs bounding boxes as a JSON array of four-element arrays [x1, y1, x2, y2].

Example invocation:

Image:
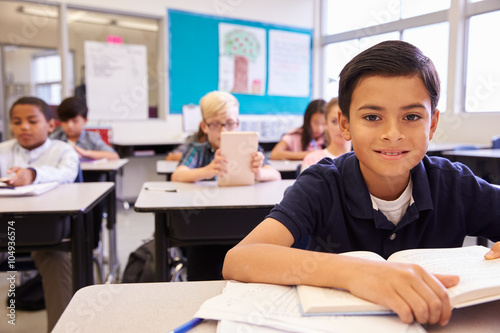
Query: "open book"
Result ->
[[297, 246, 500, 315]]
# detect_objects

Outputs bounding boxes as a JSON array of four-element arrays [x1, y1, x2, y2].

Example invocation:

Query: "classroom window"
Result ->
[[323, 32, 399, 101], [324, 0, 449, 35], [402, 22, 449, 113], [33, 54, 62, 105], [400, 0, 450, 19], [465, 10, 500, 113]]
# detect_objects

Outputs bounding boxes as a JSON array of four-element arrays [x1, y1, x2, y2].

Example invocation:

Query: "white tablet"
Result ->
[[218, 131, 259, 186]]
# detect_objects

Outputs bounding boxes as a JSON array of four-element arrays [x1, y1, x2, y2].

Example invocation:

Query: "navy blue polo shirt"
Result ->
[[268, 151, 500, 259]]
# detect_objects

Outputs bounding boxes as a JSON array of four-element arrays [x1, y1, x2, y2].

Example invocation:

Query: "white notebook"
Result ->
[[0, 182, 60, 196]]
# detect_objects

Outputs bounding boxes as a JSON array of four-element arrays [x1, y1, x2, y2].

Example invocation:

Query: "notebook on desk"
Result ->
[[0, 182, 59, 196]]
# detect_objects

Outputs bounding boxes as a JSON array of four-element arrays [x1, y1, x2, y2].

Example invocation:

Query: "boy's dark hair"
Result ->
[[10, 96, 53, 121], [300, 99, 326, 151], [57, 96, 88, 121], [338, 40, 440, 120]]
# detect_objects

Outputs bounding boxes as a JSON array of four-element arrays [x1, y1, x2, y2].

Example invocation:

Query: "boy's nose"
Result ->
[[381, 121, 404, 142]]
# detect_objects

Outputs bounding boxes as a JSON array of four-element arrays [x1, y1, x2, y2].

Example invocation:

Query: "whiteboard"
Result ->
[[84, 41, 148, 121]]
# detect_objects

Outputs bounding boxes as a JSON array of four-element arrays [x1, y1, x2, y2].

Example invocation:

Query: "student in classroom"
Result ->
[[300, 97, 351, 172], [51, 96, 119, 161], [269, 99, 326, 160], [171, 90, 281, 281], [223, 40, 500, 326], [165, 123, 206, 161], [0, 96, 80, 332], [171, 90, 281, 183]]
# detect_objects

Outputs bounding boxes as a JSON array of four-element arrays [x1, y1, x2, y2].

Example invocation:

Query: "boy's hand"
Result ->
[[251, 151, 265, 180], [484, 242, 500, 259], [74, 145, 91, 158], [203, 149, 227, 180], [347, 260, 459, 326], [5, 167, 36, 186]]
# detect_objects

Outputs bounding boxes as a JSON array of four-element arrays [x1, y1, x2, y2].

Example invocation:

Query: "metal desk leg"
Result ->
[[154, 213, 168, 282], [70, 214, 88, 293], [105, 186, 119, 283]]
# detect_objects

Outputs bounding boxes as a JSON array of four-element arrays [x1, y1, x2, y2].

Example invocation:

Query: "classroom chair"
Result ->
[[492, 135, 500, 149], [453, 145, 478, 151]]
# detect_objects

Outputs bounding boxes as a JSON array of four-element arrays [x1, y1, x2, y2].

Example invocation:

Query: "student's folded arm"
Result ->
[[270, 141, 309, 160], [32, 149, 79, 184], [170, 165, 208, 183], [223, 217, 349, 287], [89, 150, 119, 160]]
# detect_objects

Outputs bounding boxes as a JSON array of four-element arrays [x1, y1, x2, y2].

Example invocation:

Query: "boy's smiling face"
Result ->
[[339, 75, 439, 198]]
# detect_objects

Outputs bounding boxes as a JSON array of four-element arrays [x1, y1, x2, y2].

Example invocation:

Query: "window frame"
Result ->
[[320, 0, 500, 114]]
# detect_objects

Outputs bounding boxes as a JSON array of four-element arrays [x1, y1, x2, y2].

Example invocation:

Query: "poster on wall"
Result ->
[[268, 30, 311, 97], [84, 41, 148, 121], [218, 23, 266, 95]]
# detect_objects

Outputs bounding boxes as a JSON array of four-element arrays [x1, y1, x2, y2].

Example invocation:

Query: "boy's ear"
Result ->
[[338, 110, 352, 141], [47, 118, 56, 134], [428, 109, 440, 140], [200, 121, 209, 134]]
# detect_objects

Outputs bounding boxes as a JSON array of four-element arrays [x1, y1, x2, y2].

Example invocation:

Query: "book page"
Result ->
[[197, 281, 410, 333], [387, 246, 500, 307]]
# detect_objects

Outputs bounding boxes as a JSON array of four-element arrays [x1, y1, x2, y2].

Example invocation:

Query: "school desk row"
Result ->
[[52, 280, 500, 332], [0, 159, 130, 293]]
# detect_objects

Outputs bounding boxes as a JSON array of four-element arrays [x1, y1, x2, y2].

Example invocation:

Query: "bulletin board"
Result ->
[[168, 9, 313, 115]]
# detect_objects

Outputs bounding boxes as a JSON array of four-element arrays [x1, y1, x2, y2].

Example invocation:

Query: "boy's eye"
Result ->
[[363, 115, 380, 121], [404, 114, 422, 121]]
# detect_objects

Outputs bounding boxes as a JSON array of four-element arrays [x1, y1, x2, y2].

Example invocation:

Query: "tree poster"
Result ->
[[218, 23, 266, 95]]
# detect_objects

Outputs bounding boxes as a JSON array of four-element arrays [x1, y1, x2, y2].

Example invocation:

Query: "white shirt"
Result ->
[[0, 138, 79, 184], [370, 178, 414, 225]]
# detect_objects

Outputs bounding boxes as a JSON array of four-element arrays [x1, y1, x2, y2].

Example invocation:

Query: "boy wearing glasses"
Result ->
[[171, 90, 281, 182], [170, 90, 280, 281]]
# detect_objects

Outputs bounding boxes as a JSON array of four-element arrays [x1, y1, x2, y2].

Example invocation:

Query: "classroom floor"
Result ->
[[0, 204, 487, 333], [0, 203, 155, 333]]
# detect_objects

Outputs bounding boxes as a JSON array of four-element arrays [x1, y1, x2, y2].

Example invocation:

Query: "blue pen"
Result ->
[[169, 317, 203, 333]]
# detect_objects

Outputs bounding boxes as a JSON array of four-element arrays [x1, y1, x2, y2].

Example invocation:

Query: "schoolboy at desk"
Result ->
[[223, 41, 500, 326], [0, 96, 79, 332]]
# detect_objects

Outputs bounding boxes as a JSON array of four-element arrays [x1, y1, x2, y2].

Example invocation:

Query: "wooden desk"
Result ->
[[52, 281, 500, 333], [134, 180, 295, 281], [155, 160, 178, 180], [442, 149, 500, 184], [0, 182, 114, 293], [268, 159, 302, 179], [81, 159, 129, 282]]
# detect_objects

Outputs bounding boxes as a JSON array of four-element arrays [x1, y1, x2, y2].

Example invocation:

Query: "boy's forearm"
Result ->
[[87, 150, 119, 160], [171, 166, 210, 183], [270, 150, 308, 160], [223, 243, 353, 289]]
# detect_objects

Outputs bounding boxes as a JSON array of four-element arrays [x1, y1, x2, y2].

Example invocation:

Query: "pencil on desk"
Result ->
[[145, 187, 178, 192]]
